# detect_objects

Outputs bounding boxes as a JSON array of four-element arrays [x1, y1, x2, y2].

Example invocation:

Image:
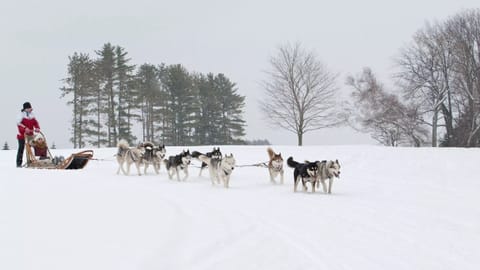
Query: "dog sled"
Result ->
[[24, 131, 94, 170]]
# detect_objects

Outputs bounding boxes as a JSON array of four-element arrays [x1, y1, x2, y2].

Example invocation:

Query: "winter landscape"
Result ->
[[1, 145, 479, 270]]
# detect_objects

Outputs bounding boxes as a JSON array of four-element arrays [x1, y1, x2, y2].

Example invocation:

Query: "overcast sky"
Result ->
[[1, 0, 478, 148]]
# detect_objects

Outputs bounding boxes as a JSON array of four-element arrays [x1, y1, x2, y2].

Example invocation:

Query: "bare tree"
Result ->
[[397, 8, 480, 147], [445, 9, 480, 146], [260, 43, 340, 146], [396, 22, 455, 147], [346, 68, 428, 146]]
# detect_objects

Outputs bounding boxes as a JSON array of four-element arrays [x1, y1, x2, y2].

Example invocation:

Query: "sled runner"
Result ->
[[24, 131, 93, 169]]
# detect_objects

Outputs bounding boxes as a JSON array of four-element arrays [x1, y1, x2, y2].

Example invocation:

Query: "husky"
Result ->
[[218, 154, 236, 188], [287, 157, 319, 192], [200, 153, 236, 188], [139, 142, 166, 174], [163, 150, 192, 181], [267, 147, 284, 184], [315, 160, 341, 194], [116, 139, 144, 176], [192, 147, 222, 176]]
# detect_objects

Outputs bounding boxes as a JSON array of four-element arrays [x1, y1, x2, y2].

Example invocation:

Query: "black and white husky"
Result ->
[[163, 150, 192, 181], [199, 153, 236, 188], [287, 157, 319, 192], [139, 142, 166, 175], [315, 160, 341, 194], [116, 139, 144, 176], [192, 147, 222, 176]]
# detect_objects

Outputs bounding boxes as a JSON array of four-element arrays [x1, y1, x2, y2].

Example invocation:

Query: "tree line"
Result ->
[[261, 8, 480, 147], [61, 43, 246, 148], [346, 9, 480, 147]]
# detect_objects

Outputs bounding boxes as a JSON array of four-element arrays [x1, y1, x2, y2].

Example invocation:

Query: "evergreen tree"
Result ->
[[135, 64, 163, 143], [60, 52, 98, 148], [214, 74, 246, 144], [3, 141, 9, 150], [115, 45, 137, 143], [162, 64, 198, 146], [96, 43, 117, 147], [193, 74, 219, 145]]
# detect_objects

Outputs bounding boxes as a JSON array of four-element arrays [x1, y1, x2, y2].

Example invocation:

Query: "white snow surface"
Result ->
[[1, 145, 480, 270]]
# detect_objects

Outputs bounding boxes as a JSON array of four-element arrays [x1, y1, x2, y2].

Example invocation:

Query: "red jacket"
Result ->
[[32, 143, 48, 157], [17, 111, 40, 140]]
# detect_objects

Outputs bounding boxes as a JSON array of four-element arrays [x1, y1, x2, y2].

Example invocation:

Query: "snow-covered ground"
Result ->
[[1, 145, 479, 270]]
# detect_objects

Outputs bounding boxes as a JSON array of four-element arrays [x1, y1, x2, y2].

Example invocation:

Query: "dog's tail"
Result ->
[[117, 139, 130, 154], [267, 147, 275, 159], [191, 151, 203, 159], [287, 157, 299, 168]]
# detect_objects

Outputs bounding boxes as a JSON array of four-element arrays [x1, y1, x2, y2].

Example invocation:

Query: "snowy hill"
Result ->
[[1, 145, 479, 270]]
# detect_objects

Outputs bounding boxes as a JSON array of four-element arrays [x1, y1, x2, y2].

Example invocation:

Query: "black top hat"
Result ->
[[22, 102, 32, 112]]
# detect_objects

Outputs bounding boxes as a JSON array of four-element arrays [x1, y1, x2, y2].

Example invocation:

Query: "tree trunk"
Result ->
[[432, 110, 438, 147], [440, 103, 453, 145], [297, 132, 303, 146]]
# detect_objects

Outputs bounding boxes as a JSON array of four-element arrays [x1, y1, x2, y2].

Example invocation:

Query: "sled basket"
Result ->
[[25, 149, 94, 170], [59, 150, 94, 169], [24, 131, 94, 169]]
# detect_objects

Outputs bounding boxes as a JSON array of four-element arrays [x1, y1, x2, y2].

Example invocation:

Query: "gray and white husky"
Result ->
[[116, 139, 144, 176], [139, 142, 166, 175], [163, 150, 192, 181], [315, 160, 341, 194], [199, 153, 236, 188], [192, 147, 222, 176]]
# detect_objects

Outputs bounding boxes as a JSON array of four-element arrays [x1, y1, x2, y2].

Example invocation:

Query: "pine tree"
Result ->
[[61, 52, 98, 148], [51, 142, 56, 149], [135, 64, 163, 143], [213, 74, 246, 144], [193, 74, 218, 145], [96, 43, 117, 147], [115, 46, 137, 143], [2, 141, 9, 150], [162, 64, 198, 146]]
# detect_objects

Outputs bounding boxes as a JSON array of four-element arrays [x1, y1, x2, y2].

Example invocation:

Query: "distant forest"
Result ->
[[61, 43, 254, 148], [59, 8, 480, 148]]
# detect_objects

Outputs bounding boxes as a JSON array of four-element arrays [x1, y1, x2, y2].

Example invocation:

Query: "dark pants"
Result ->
[[16, 139, 25, 167]]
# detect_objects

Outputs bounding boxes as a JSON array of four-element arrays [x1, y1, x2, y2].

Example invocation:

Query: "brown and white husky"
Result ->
[[267, 147, 284, 184]]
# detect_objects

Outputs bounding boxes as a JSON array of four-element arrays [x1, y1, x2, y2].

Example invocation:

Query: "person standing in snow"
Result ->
[[16, 102, 41, 167]]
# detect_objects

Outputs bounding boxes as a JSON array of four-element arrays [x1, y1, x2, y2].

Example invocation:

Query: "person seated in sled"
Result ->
[[31, 133, 49, 160]]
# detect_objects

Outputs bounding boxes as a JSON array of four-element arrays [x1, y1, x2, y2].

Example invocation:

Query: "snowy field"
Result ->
[[1, 145, 480, 270]]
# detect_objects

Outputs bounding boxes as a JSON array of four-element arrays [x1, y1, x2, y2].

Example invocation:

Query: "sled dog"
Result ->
[[218, 154, 236, 188], [139, 142, 166, 174], [116, 139, 144, 176], [200, 153, 236, 188], [267, 147, 284, 184], [315, 160, 341, 194], [164, 150, 192, 181], [192, 147, 222, 176], [287, 157, 319, 192]]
